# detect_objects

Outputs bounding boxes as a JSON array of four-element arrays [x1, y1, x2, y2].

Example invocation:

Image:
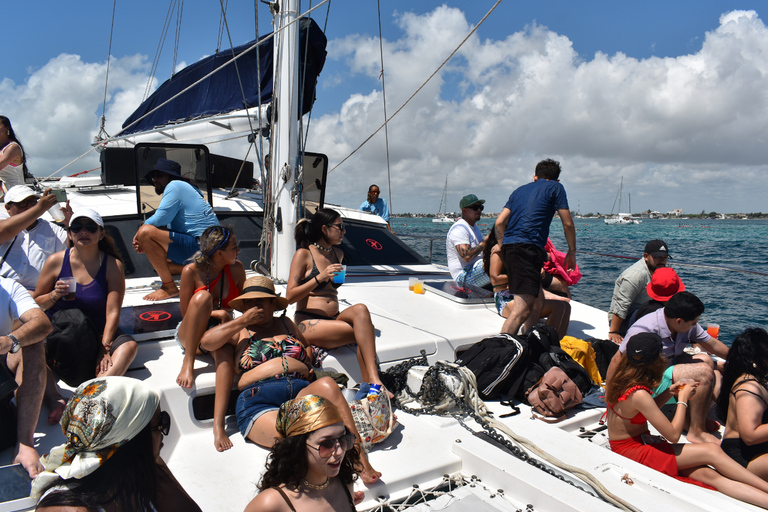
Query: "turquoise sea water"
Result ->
[[392, 217, 768, 345]]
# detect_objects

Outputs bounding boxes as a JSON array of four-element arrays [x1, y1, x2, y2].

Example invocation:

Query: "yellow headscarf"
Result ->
[[276, 395, 343, 437]]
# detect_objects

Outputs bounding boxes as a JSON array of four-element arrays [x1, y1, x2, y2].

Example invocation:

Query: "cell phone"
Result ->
[[52, 189, 67, 203]]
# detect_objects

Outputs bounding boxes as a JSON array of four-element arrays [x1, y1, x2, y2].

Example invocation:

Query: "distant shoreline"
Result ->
[[392, 213, 768, 220]]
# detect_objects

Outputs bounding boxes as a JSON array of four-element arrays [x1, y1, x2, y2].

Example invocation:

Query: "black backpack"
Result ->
[[46, 309, 101, 387], [455, 334, 530, 400], [586, 338, 620, 382]]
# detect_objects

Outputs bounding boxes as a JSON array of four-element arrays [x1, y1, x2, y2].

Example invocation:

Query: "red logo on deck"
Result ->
[[140, 311, 172, 322], [450, 285, 471, 294], [366, 239, 383, 250]]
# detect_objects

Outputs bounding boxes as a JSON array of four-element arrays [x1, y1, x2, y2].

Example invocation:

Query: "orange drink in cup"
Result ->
[[414, 281, 425, 294], [706, 324, 720, 338], [408, 277, 417, 291]]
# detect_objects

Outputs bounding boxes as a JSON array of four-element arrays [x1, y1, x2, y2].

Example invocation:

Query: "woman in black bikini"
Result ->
[[287, 208, 384, 396], [175, 226, 245, 451], [718, 327, 768, 479], [243, 395, 363, 512]]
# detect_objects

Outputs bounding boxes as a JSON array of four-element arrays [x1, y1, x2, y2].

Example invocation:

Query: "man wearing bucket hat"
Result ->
[[132, 159, 219, 301], [0, 186, 71, 290], [631, 267, 685, 325], [446, 193, 492, 288], [607, 239, 671, 343]]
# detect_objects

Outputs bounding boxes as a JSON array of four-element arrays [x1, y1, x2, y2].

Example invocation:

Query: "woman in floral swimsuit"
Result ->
[[200, 275, 381, 485], [607, 332, 768, 507]]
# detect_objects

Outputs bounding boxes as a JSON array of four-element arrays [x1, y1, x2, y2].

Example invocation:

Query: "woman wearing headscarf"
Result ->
[[243, 395, 363, 511], [32, 376, 201, 512]]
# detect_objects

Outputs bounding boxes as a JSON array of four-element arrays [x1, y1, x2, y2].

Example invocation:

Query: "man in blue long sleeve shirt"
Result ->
[[132, 159, 219, 300]]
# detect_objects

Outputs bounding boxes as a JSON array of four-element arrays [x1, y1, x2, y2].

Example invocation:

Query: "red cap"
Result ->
[[647, 268, 684, 302]]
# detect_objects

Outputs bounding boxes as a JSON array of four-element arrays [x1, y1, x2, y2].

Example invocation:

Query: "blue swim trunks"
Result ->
[[167, 231, 200, 264]]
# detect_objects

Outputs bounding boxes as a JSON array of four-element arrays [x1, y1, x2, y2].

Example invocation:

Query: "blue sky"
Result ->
[[2, 1, 768, 214]]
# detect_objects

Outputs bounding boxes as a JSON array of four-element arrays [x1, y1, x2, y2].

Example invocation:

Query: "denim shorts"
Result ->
[[236, 377, 311, 438], [167, 231, 200, 264]]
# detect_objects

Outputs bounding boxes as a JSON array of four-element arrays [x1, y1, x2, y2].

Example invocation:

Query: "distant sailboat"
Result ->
[[604, 177, 641, 225], [433, 175, 454, 223]]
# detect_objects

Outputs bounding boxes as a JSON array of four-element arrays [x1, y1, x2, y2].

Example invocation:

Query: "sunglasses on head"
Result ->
[[151, 410, 171, 436], [69, 221, 100, 234], [306, 429, 356, 457]]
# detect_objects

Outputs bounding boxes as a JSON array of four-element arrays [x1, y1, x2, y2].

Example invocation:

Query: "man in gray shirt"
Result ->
[[607, 239, 670, 344]]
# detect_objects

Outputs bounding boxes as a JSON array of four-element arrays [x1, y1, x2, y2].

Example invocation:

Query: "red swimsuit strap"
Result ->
[[616, 385, 651, 403]]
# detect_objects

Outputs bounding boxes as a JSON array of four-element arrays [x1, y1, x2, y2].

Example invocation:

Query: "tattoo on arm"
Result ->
[[297, 322, 307, 333]]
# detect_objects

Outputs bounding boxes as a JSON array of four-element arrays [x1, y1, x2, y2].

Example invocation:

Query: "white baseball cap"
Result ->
[[70, 208, 104, 228], [4, 185, 39, 204]]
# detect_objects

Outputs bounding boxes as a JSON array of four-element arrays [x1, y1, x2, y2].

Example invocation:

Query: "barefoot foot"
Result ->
[[14, 443, 43, 479], [48, 398, 67, 425], [213, 424, 233, 452], [176, 365, 195, 389], [353, 491, 365, 505], [143, 282, 179, 301]]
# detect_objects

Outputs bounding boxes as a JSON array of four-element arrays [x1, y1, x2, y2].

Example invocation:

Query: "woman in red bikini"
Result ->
[[287, 208, 385, 399], [607, 332, 768, 507], [175, 225, 245, 451]]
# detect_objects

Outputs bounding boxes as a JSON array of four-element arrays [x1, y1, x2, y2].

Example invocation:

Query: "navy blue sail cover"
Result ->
[[121, 17, 327, 135]]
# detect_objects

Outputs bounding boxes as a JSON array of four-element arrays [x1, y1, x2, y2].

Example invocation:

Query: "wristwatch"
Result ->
[[8, 334, 20, 354]]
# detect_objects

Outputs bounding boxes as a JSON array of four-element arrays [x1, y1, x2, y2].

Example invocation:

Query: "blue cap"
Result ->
[[145, 158, 183, 182]]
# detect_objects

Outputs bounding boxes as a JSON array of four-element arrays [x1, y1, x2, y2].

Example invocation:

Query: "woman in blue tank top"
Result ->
[[33, 209, 137, 422]]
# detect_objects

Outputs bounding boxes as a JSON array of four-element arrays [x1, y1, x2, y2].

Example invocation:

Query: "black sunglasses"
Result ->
[[69, 222, 100, 234], [469, 204, 484, 211], [151, 410, 171, 436], [306, 429, 356, 457], [329, 222, 346, 231]]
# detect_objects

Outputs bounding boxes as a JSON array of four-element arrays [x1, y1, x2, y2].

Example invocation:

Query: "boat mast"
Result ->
[[270, 0, 302, 281]]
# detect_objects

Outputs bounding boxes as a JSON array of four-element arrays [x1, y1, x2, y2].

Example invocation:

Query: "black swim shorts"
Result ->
[[502, 243, 545, 297]]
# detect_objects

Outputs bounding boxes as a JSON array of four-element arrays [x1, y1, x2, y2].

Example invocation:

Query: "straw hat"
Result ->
[[229, 275, 288, 312]]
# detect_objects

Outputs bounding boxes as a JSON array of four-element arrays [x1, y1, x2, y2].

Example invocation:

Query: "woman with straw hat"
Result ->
[[200, 275, 381, 485]]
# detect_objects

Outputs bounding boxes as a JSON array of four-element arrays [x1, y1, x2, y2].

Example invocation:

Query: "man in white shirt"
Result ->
[[446, 194, 491, 288], [0, 276, 53, 478], [0, 186, 70, 290]]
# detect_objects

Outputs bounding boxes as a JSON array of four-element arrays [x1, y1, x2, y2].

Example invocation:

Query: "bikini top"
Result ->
[[731, 378, 768, 423], [238, 333, 311, 375], [606, 385, 651, 425], [299, 249, 342, 291], [193, 265, 239, 309], [274, 480, 356, 512]]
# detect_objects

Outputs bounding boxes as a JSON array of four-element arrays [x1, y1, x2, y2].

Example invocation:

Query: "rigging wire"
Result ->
[[144, 0, 178, 101], [300, 0, 332, 152], [577, 251, 768, 277], [172, 0, 184, 76], [376, 0, 394, 217], [327, 0, 503, 176], [97, 0, 118, 142], [217, 0, 230, 52]]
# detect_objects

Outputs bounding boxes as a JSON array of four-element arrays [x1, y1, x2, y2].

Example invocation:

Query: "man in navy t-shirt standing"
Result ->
[[493, 159, 576, 337]]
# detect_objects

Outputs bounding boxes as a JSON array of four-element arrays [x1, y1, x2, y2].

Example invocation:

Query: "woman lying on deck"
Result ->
[[175, 225, 245, 451], [200, 275, 381, 484], [606, 332, 768, 507], [287, 208, 385, 399], [243, 395, 363, 512], [717, 327, 768, 479]]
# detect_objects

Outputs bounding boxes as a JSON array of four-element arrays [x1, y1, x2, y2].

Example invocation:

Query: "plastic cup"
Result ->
[[48, 204, 65, 222], [414, 281, 425, 294], [61, 277, 77, 301], [408, 277, 417, 291], [333, 265, 347, 284], [706, 324, 720, 338]]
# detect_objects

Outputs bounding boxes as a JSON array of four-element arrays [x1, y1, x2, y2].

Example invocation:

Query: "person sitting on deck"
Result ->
[[717, 328, 768, 479], [446, 194, 491, 289], [359, 184, 391, 231], [175, 225, 245, 453], [287, 208, 386, 399], [630, 267, 685, 326], [33, 208, 137, 422], [606, 332, 768, 507], [0, 185, 72, 291], [482, 229, 571, 338], [0, 276, 52, 478], [243, 394, 364, 512], [32, 376, 202, 512], [607, 239, 671, 344], [199, 275, 382, 485], [132, 158, 219, 301], [606, 291, 728, 444]]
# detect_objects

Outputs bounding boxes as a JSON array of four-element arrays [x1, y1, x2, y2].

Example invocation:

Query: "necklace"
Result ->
[[303, 478, 330, 490], [312, 242, 332, 253]]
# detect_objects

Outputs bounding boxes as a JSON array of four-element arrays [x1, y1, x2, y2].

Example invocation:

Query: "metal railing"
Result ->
[[396, 233, 444, 263]]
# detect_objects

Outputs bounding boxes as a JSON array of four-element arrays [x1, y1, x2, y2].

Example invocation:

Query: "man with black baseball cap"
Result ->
[[607, 239, 671, 344], [132, 159, 219, 300]]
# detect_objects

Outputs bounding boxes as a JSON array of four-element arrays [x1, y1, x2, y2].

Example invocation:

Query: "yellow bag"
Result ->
[[559, 336, 603, 385]]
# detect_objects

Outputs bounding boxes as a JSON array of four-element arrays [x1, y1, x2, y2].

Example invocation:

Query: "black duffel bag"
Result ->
[[46, 309, 100, 387], [455, 333, 531, 400]]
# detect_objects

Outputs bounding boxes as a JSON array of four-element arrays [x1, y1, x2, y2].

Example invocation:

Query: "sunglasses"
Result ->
[[329, 222, 346, 231], [10, 197, 39, 209], [306, 430, 356, 457], [468, 204, 484, 211], [151, 410, 171, 436], [69, 221, 100, 234]]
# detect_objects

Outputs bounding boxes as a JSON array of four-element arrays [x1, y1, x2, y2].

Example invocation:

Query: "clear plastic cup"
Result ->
[[706, 324, 720, 338], [408, 277, 417, 291], [414, 280, 425, 294], [48, 204, 65, 222], [60, 277, 77, 301], [333, 265, 347, 284]]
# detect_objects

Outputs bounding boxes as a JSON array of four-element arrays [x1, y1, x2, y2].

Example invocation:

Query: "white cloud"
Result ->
[[310, 7, 768, 214]]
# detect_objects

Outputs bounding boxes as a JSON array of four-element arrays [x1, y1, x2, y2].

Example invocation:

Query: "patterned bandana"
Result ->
[[31, 376, 159, 498], [276, 395, 343, 438]]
